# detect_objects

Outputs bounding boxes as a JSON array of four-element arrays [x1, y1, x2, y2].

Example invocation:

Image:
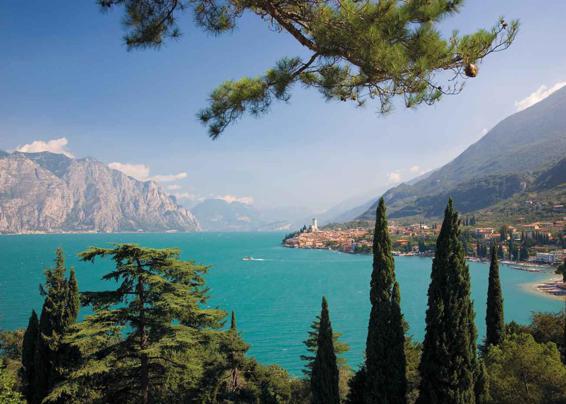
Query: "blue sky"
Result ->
[[1, 1, 566, 212]]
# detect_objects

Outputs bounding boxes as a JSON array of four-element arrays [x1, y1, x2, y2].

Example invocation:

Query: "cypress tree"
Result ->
[[224, 311, 249, 394], [311, 297, 340, 404], [21, 310, 39, 401], [33, 248, 78, 403], [485, 246, 504, 348], [230, 310, 237, 331], [417, 199, 478, 404], [365, 197, 406, 404], [67, 268, 80, 323]]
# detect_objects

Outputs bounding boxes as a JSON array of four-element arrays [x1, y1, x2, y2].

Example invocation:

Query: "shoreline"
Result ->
[[522, 275, 566, 301]]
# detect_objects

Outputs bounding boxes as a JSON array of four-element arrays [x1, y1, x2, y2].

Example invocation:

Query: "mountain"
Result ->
[[0, 151, 200, 233], [191, 199, 299, 231], [359, 86, 566, 221]]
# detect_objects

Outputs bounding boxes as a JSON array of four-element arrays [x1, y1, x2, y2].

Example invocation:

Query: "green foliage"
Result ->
[[405, 337, 422, 404], [484, 333, 566, 404], [365, 197, 406, 403], [0, 360, 25, 404], [310, 297, 340, 404], [485, 246, 504, 348], [33, 248, 79, 403], [21, 311, 38, 400], [346, 366, 366, 404], [0, 329, 24, 362], [417, 199, 478, 404], [46, 244, 225, 403], [99, 0, 518, 138], [301, 312, 350, 377]]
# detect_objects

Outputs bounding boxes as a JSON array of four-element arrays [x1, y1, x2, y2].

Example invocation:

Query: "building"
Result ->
[[311, 218, 319, 232]]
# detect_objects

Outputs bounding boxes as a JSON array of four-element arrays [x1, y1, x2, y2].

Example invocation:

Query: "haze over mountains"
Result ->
[[358, 85, 566, 222], [0, 151, 200, 233]]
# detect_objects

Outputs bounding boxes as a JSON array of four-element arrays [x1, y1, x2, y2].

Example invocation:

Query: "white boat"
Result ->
[[242, 256, 265, 261]]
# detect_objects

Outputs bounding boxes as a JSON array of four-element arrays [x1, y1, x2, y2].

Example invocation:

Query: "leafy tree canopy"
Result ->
[[98, 0, 518, 138], [484, 333, 566, 404]]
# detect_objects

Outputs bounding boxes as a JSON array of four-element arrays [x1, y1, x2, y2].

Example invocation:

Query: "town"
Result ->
[[283, 217, 566, 266]]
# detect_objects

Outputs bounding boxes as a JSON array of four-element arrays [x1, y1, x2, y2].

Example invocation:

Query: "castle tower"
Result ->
[[311, 218, 319, 232]]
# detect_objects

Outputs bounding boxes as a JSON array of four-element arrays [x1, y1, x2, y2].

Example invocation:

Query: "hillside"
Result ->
[[359, 86, 566, 221], [0, 151, 200, 233]]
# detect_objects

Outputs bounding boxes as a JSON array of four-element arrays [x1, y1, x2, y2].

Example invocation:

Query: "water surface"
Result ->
[[0, 232, 561, 375]]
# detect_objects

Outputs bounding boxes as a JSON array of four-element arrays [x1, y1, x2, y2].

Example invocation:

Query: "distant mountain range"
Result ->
[[0, 151, 200, 233], [191, 198, 309, 232], [358, 85, 566, 222]]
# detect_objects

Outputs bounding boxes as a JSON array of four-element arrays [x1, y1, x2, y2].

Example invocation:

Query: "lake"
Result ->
[[0, 232, 562, 376]]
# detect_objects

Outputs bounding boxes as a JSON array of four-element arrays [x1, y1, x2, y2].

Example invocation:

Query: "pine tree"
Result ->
[[100, 1, 517, 138], [365, 197, 406, 404], [46, 244, 225, 404], [417, 199, 478, 404], [21, 310, 38, 402], [33, 248, 77, 403], [485, 246, 504, 348], [311, 297, 340, 404]]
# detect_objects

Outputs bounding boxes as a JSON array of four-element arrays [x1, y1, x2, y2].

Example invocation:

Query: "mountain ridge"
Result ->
[[0, 151, 200, 233], [358, 86, 566, 221]]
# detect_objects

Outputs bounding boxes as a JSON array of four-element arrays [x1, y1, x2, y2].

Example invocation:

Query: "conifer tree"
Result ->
[[417, 199, 478, 404], [67, 268, 80, 323], [46, 244, 225, 404], [301, 311, 350, 378], [365, 197, 406, 404], [485, 246, 504, 348], [224, 311, 249, 394], [21, 310, 38, 402], [100, 0, 518, 138], [33, 248, 77, 403], [311, 297, 340, 404]]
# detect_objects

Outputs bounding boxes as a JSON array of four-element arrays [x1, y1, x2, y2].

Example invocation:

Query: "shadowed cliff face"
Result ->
[[0, 152, 200, 233]]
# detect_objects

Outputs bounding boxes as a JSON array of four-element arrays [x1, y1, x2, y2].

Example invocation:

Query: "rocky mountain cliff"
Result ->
[[358, 85, 566, 221], [0, 151, 200, 233]]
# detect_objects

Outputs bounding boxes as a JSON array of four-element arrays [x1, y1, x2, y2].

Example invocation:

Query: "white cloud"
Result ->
[[387, 171, 402, 184], [166, 184, 182, 191], [16, 137, 74, 158], [151, 172, 188, 183], [108, 162, 187, 183], [515, 81, 566, 111], [108, 162, 151, 181], [409, 165, 421, 174], [217, 194, 254, 205]]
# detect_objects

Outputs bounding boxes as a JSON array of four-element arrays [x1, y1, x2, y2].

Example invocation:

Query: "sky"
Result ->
[[1, 1, 566, 213]]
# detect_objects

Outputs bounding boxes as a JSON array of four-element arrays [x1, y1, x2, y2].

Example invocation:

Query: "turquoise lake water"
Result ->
[[0, 232, 562, 376]]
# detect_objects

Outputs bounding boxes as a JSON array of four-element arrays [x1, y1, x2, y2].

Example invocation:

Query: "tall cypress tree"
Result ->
[[364, 197, 406, 404], [485, 245, 504, 348], [33, 248, 78, 403], [417, 199, 478, 404], [66, 267, 80, 324], [311, 297, 340, 404], [21, 310, 39, 402]]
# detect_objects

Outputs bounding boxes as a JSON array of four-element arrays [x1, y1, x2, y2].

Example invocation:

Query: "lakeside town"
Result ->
[[283, 217, 566, 266]]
